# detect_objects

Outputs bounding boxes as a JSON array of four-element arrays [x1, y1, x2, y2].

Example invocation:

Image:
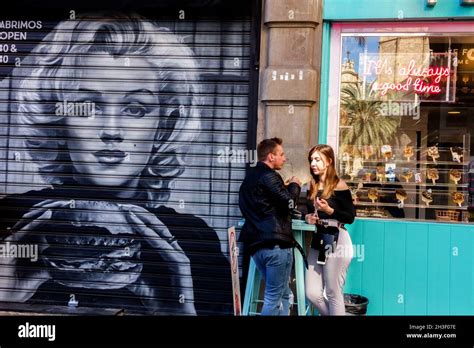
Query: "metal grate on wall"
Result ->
[[0, 0, 258, 315]]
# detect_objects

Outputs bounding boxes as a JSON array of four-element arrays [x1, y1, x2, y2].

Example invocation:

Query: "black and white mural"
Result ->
[[0, 1, 255, 315]]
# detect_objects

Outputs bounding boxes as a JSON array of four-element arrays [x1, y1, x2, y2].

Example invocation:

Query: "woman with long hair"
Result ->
[[0, 13, 232, 315], [304, 144, 356, 315]]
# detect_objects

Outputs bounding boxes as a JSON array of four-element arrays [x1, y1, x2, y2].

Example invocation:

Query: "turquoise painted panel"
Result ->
[[361, 220, 385, 315], [324, 0, 474, 20], [345, 221, 363, 296], [426, 224, 451, 315], [405, 223, 429, 315], [449, 226, 473, 315], [344, 219, 474, 315], [318, 22, 331, 144], [382, 222, 406, 315]]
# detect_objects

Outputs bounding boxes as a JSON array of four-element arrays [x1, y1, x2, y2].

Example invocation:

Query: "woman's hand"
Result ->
[[315, 197, 334, 215], [120, 203, 196, 315], [305, 213, 318, 225], [0, 199, 70, 302]]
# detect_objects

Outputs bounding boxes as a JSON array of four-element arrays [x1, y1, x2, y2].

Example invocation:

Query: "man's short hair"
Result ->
[[257, 137, 283, 161]]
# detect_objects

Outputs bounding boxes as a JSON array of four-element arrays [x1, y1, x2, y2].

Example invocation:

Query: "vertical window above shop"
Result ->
[[337, 33, 474, 223]]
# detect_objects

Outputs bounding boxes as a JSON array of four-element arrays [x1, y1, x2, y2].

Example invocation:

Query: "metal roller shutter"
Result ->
[[0, 0, 259, 315]]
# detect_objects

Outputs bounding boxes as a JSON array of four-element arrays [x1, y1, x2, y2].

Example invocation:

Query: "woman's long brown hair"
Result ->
[[308, 144, 340, 200]]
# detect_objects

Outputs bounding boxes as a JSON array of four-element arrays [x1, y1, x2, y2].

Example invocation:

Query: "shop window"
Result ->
[[338, 34, 474, 223]]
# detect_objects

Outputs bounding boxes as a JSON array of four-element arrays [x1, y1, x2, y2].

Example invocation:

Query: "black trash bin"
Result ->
[[344, 293, 369, 315]]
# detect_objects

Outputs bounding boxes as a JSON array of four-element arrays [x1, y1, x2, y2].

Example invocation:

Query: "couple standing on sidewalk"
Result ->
[[239, 138, 356, 316]]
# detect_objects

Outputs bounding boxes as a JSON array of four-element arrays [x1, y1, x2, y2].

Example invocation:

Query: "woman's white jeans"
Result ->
[[305, 228, 353, 315]]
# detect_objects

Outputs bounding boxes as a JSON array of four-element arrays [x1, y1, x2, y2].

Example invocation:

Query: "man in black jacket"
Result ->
[[239, 137, 301, 315]]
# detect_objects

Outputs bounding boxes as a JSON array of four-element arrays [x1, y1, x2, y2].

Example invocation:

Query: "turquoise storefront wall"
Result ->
[[324, 0, 474, 21], [320, 1, 474, 315], [345, 220, 474, 315]]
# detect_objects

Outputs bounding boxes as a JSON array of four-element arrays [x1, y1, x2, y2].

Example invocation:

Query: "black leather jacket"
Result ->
[[238, 162, 301, 254]]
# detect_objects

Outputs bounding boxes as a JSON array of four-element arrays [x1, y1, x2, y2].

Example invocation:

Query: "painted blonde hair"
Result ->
[[16, 13, 202, 205]]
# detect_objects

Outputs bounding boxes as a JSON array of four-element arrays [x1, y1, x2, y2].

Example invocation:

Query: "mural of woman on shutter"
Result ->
[[0, 13, 232, 315]]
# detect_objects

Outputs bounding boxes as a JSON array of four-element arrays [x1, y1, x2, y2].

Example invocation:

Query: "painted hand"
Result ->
[[0, 200, 71, 302], [120, 203, 196, 315]]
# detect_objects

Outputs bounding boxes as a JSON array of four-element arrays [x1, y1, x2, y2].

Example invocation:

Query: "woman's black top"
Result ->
[[305, 189, 356, 249]]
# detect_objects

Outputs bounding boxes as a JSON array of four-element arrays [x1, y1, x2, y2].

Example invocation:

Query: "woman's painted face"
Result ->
[[310, 151, 330, 176], [63, 54, 160, 187]]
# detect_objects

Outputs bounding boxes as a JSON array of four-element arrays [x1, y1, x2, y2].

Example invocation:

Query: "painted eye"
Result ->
[[124, 105, 147, 118]]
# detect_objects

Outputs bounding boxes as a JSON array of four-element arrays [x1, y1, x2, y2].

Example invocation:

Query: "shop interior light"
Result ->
[[426, 0, 437, 6], [448, 111, 461, 115]]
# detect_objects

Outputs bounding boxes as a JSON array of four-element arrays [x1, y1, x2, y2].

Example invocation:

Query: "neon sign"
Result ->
[[359, 53, 457, 102], [368, 59, 450, 96], [376, 76, 443, 96]]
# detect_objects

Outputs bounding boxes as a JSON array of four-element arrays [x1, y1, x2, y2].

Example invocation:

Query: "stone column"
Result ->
[[258, 0, 323, 183]]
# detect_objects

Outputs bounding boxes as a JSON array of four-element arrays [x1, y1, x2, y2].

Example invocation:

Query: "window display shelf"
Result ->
[[355, 160, 469, 166], [346, 180, 468, 188], [339, 138, 470, 222], [354, 201, 468, 210]]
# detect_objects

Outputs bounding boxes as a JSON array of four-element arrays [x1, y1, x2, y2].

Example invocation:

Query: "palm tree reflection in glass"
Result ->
[[340, 84, 400, 157]]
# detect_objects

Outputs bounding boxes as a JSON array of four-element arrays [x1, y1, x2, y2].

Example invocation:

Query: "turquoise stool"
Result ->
[[242, 219, 316, 315]]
